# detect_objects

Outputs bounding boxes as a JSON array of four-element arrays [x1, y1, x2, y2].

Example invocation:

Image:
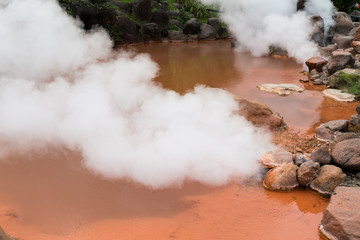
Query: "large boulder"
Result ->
[[310, 15, 325, 46], [112, 16, 142, 43], [329, 68, 360, 89], [207, 17, 224, 36], [199, 24, 216, 40], [333, 12, 355, 35], [315, 125, 335, 142], [152, 9, 170, 32], [236, 98, 285, 130], [305, 56, 328, 72], [333, 35, 354, 49], [133, 0, 152, 22], [263, 163, 299, 191], [310, 165, 346, 197], [168, 30, 186, 42], [319, 186, 360, 240], [311, 145, 331, 165], [321, 119, 349, 132], [350, 114, 360, 126], [168, 19, 184, 30], [183, 19, 201, 35], [332, 138, 360, 172], [259, 150, 294, 168], [297, 161, 320, 186], [141, 23, 161, 42], [328, 50, 355, 75]]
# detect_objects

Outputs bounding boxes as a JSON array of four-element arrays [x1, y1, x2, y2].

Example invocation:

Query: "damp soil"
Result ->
[[0, 40, 356, 239]]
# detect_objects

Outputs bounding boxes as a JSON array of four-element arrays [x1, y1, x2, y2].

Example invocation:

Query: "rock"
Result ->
[[351, 9, 360, 22], [268, 46, 288, 57], [112, 16, 142, 43], [319, 186, 360, 240], [334, 35, 354, 49], [311, 145, 331, 165], [329, 68, 360, 89], [310, 15, 325, 46], [297, 161, 320, 186], [263, 163, 299, 191], [356, 105, 360, 114], [133, 0, 152, 22], [109, 0, 132, 14], [142, 23, 161, 42], [207, 17, 223, 36], [168, 30, 186, 42], [172, 3, 182, 9], [236, 98, 285, 130], [294, 153, 309, 166], [321, 120, 349, 132], [183, 19, 201, 35], [297, 0, 306, 11], [333, 132, 360, 145], [310, 165, 346, 197], [0, 226, 14, 240], [354, 27, 360, 41], [157, 1, 168, 11], [259, 150, 294, 168], [306, 57, 328, 72], [351, 40, 360, 54], [319, 44, 337, 57], [198, 24, 216, 40], [323, 89, 355, 102], [152, 9, 170, 31], [316, 125, 335, 142], [349, 27, 358, 37], [168, 10, 184, 21], [257, 83, 304, 96], [350, 114, 360, 126], [333, 12, 355, 35], [168, 19, 184, 30], [332, 138, 360, 172], [327, 50, 355, 75]]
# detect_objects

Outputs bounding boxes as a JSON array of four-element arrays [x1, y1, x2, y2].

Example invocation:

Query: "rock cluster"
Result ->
[[58, 0, 228, 44]]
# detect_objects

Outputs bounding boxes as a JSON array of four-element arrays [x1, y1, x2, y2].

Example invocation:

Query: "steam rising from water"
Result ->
[[0, 0, 275, 188], [201, 0, 335, 62]]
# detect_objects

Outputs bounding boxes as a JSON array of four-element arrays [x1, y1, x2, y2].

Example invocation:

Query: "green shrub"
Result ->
[[168, 25, 180, 31], [331, 0, 358, 13], [331, 72, 360, 98]]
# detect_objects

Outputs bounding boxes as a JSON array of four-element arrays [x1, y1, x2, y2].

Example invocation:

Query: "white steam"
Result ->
[[0, 0, 274, 188], [201, 0, 335, 62]]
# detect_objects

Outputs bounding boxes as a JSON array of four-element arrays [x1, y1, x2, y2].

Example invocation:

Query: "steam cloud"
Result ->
[[201, 0, 335, 62], [0, 0, 275, 188]]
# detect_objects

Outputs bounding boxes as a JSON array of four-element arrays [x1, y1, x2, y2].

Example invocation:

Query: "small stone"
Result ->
[[350, 114, 360, 126], [263, 163, 299, 191], [315, 126, 334, 142], [294, 153, 309, 166], [310, 165, 346, 197], [297, 161, 320, 186], [259, 150, 293, 168], [257, 84, 304, 96], [311, 145, 331, 165]]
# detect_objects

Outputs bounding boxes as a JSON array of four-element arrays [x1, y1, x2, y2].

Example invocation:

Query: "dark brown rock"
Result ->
[[183, 19, 201, 35], [141, 23, 161, 42], [306, 57, 328, 72], [311, 145, 331, 165], [133, 0, 152, 22], [332, 138, 360, 172], [319, 186, 360, 240], [260, 150, 294, 168], [263, 163, 299, 191], [297, 161, 320, 186], [310, 165, 346, 197], [236, 98, 284, 130]]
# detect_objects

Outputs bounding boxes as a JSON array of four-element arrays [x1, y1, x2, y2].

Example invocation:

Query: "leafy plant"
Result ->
[[168, 25, 180, 31], [331, 0, 358, 13], [331, 72, 360, 98]]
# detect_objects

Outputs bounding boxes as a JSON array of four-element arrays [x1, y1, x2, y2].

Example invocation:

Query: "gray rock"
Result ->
[[142, 23, 161, 42], [310, 15, 325, 46], [297, 161, 320, 186], [152, 9, 169, 31], [319, 186, 360, 240], [112, 16, 142, 43], [133, 0, 152, 22], [350, 114, 360, 126], [169, 19, 184, 29], [332, 138, 360, 172], [349, 27, 358, 37], [199, 24, 216, 40], [333, 12, 355, 35], [321, 119, 349, 132], [311, 145, 331, 165], [168, 10, 184, 20], [183, 19, 201, 35], [316, 126, 335, 142], [333, 132, 360, 145], [319, 44, 337, 57], [207, 17, 223, 36], [294, 153, 309, 166], [357, 105, 360, 114], [328, 50, 355, 75], [334, 35, 354, 49], [168, 30, 186, 42], [310, 165, 346, 197]]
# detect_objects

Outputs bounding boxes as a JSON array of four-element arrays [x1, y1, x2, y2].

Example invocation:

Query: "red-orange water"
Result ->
[[1, 40, 355, 239]]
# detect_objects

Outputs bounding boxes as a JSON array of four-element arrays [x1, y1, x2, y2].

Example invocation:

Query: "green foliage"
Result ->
[[331, 0, 358, 13], [168, 24, 180, 31], [59, 0, 72, 3], [332, 72, 360, 98], [101, 2, 120, 11], [104, 26, 123, 43]]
